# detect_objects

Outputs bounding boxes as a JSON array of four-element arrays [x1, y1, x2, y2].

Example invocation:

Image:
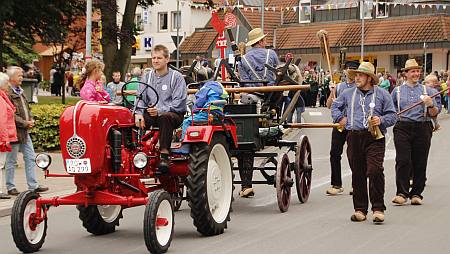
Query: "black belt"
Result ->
[[397, 121, 431, 125], [348, 130, 369, 134]]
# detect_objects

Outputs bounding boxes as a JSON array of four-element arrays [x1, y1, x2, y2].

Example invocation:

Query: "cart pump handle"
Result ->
[[227, 29, 239, 52], [208, 100, 228, 106]]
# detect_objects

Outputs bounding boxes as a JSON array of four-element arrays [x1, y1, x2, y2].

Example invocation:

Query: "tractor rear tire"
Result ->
[[77, 205, 123, 235], [11, 191, 47, 253], [187, 133, 233, 236]]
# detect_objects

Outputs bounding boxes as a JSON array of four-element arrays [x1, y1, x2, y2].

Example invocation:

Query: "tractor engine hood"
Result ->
[[59, 101, 133, 174]]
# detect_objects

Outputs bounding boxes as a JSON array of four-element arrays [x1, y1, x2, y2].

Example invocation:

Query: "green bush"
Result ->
[[30, 104, 69, 151], [40, 80, 50, 92]]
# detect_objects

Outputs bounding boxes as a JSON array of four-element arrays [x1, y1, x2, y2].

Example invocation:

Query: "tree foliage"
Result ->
[[96, 0, 156, 81], [0, 0, 85, 67]]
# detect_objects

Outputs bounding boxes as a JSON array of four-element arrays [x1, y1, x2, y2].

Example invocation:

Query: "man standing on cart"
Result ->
[[237, 28, 279, 198]]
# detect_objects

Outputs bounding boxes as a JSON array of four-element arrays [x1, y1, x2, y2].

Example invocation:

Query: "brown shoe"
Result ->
[[392, 195, 407, 205], [33, 185, 49, 193], [411, 195, 423, 205], [7, 188, 20, 196], [350, 211, 366, 222], [325, 186, 344, 195], [0, 193, 11, 199], [373, 211, 385, 224], [239, 187, 255, 198]]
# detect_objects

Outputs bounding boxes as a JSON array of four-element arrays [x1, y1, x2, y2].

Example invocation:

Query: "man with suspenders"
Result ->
[[237, 28, 279, 198], [332, 62, 397, 223], [325, 61, 358, 195], [391, 59, 440, 206], [135, 44, 187, 175]]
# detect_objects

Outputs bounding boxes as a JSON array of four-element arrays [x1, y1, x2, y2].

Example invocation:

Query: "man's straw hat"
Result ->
[[348, 61, 379, 85], [246, 28, 267, 47], [401, 59, 422, 71]]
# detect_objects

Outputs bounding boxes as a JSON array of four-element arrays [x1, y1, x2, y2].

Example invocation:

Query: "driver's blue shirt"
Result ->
[[238, 47, 279, 87], [135, 68, 187, 115]]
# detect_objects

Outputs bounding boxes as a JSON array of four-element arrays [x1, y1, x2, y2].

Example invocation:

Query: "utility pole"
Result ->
[[176, 0, 180, 68], [86, 0, 92, 61], [360, 0, 364, 62], [261, 0, 264, 33], [423, 42, 428, 74]]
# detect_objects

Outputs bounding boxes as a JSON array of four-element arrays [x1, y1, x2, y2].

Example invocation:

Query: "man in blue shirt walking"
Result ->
[[391, 59, 440, 206], [332, 62, 397, 223], [325, 61, 358, 196]]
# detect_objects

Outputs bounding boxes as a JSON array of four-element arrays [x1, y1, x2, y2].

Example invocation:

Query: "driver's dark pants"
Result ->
[[143, 111, 184, 152], [346, 131, 386, 214], [238, 155, 254, 189]]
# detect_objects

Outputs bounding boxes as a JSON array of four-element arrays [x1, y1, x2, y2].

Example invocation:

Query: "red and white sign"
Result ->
[[216, 39, 227, 49], [224, 13, 237, 28], [215, 33, 227, 49]]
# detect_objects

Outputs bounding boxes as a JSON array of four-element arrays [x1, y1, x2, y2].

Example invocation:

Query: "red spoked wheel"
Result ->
[[295, 135, 313, 203], [276, 153, 293, 213]]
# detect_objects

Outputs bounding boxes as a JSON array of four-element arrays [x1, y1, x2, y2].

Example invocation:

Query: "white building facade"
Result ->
[[117, 0, 212, 65]]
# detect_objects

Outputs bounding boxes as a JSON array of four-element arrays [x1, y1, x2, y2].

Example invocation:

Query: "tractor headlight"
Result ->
[[133, 152, 148, 169], [35, 153, 52, 170]]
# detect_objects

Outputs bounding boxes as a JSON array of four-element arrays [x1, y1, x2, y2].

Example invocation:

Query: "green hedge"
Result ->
[[30, 104, 69, 151]]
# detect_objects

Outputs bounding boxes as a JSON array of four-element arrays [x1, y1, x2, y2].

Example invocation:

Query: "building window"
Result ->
[[360, 0, 373, 19], [135, 13, 144, 32], [376, 1, 388, 18], [158, 12, 168, 31], [299, 0, 311, 23], [172, 11, 181, 31]]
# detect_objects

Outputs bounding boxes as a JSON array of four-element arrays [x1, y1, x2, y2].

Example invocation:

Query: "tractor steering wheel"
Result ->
[[121, 80, 159, 110]]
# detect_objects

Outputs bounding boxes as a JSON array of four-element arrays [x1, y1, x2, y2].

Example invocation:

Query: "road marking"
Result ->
[[309, 112, 323, 116]]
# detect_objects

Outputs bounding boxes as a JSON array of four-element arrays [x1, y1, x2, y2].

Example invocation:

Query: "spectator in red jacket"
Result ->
[[0, 72, 17, 199]]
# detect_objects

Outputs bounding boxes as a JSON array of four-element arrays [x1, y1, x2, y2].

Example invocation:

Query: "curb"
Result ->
[[0, 188, 76, 218]]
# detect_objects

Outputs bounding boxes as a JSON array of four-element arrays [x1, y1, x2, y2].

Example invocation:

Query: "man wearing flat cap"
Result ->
[[325, 60, 358, 196], [391, 59, 441, 206], [236, 28, 280, 198], [332, 62, 397, 224]]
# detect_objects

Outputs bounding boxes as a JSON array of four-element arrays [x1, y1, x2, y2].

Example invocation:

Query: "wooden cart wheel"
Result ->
[[295, 135, 313, 203], [276, 153, 292, 213]]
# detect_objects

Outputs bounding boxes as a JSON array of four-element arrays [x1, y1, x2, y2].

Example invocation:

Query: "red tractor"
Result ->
[[11, 82, 237, 253]]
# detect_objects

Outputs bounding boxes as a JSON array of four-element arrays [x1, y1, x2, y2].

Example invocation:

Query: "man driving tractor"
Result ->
[[134, 44, 187, 175]]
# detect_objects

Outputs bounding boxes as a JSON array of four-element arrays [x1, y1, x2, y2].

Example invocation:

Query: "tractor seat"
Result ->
[[192, 119, 224, 126]]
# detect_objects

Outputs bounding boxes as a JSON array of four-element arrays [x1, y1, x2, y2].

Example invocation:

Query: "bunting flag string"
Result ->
[[188, 1, 450, 12]]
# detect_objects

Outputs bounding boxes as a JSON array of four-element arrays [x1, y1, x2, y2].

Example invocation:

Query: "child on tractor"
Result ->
[[174, 81, 228, 154]]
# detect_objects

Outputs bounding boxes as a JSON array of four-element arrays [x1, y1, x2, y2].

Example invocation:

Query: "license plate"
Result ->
[[66, 159, 92, 174]]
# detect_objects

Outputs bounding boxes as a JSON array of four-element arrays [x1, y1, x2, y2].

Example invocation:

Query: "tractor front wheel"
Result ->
[[11, 191, 47, 253], [143, 190, 174, 253], [77, 205, 123, 235], [187, 133, 233, 236]]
